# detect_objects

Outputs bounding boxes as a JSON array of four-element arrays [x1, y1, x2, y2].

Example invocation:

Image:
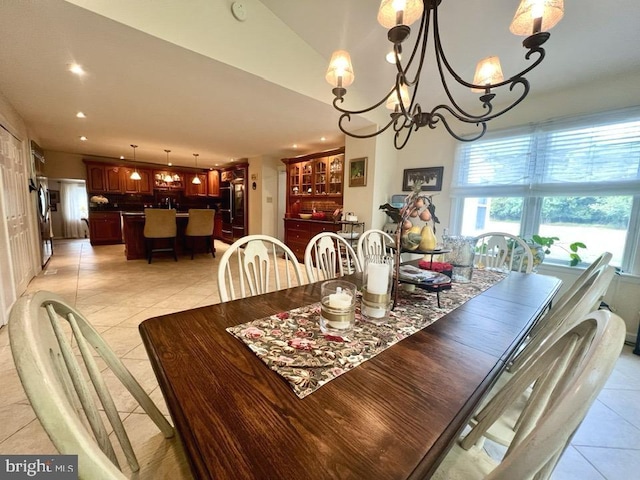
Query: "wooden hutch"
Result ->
[[281, 147, 345, 261]]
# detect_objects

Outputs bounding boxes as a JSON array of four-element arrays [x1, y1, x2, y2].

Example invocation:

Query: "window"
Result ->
[[451, 108, 640, 273]]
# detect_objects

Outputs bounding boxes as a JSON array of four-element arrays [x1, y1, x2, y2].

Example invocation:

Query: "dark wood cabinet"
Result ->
[[185, 173, 208, 196], [121, 167, 152, 194], [153, 170, 185, 190], [284, 218, 340, 262], [213, 213, 223, 239], [105, 166, 122, 193], [207, 170, 220, 197], [89, 212, 122, 245], [87, 164, 107, 192], [286, 150, 344, 198]]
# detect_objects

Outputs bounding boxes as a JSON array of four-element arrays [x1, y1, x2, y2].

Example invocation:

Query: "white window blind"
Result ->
[[453, 108, 640, 197]]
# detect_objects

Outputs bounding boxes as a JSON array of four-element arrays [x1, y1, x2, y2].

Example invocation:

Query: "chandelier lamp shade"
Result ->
[[192, 154, 201, 184], [326, 0, 564, 149], [129, 144, 141, 180]]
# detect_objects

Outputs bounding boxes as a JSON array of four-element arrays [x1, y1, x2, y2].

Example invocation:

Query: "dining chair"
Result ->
[[143, 208, 177, 264], [474, 232, 534, 273], [508, 264, 615, 374], [8, 291, 182, 479], [304, 231, 362, 283], [465, 264, 616, 449], [356, 228, 395, 267], [529, 252, 612, 339], [432, 309, 625, 480], [184, 208, 216, 259], [217, 234, 304, 302]]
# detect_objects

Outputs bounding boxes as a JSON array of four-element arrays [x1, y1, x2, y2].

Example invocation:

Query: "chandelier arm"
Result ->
[[396, 9, 430, 88], [394, 126, 416, 150], [332, 86, 400, 116], [336, 112, 400, 139], [429, 110, 487, 142], [433, 6, 547, 92]]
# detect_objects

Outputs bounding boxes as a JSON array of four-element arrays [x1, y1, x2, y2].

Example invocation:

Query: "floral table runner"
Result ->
[[227, 269, 507, 398]]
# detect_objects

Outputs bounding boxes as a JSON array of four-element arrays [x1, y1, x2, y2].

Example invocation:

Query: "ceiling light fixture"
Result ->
[[163, 150, 173, 183], [130, 145, 141, 180], [326, 0, 564, 149], [76, 112, 86, 118], [192, 154, 202, 184], [79, 136, 87, 141], [69, 63, 85, 76]]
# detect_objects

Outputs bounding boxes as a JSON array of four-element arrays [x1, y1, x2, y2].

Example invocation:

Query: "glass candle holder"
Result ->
[[320, 280, 357, 335], [361, 254, 394, 324], [443, 235, 476, 283]]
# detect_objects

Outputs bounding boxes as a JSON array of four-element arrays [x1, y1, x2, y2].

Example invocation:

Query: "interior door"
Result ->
[[0, 126, 35, 325]]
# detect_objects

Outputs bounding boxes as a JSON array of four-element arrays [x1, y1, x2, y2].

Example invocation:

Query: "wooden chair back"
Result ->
[[356, 229, 394, 267], [304, 232, 362, 283], [480, 311, 624, 479], [474, 232, 534, 273], [217, 234, 304, 302], [8, 291, 174, 479]]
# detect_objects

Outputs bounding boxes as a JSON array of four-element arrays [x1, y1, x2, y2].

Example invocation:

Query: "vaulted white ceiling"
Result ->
[[0, 0, 638, 169]]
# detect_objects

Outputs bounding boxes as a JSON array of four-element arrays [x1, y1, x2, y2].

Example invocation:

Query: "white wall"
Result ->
[[248, 155, 280, 238]]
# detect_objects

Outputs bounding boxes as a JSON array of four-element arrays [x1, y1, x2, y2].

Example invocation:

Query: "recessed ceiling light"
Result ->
[[120, 155, 125, 159], [69, 64, 85, 76], [215, 163, 219, 167], [168, 162, 172, 166], [321, 137, 326, 142], [292, 144, 298, 149], [76, 111, 86, 118], [79, 136, 87, 141]]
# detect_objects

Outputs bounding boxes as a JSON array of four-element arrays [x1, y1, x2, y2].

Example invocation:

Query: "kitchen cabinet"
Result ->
[[207, 170, 220, 197], [104, 166, 122, 193], [153, 170, 185, 190], [213, 212, 223, 239], [121, 167, 152, 194], [284, 218, 340, 262], [89, 212, 122, 245], [87, 164, 107, 192], [286, 150, 344, 198], [185, 173, 208, 196], [86, 163, 123, 193]]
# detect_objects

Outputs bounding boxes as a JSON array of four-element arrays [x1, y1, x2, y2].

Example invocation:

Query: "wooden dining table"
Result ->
[[139, 271, 561, 480]]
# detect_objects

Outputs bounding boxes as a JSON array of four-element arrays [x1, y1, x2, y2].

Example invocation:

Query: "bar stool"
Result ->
[[185, 209, 215, 259], [143, 208, 177, 264]]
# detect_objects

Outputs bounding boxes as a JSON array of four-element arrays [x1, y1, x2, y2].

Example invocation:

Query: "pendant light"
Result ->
[[192, 153, 201, 185], [129, 145, 141, 180], [163, 150, 173, 183]]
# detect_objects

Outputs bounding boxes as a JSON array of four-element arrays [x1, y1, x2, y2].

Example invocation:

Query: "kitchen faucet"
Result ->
[[166, 197, 172, 209]]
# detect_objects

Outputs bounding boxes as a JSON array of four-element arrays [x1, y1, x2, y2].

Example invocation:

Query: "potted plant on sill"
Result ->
[[530, 234, 587, 267]]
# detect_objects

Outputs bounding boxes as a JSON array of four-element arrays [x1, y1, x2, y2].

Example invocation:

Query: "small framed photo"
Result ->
[[349, 157, 367, 187], [402, 166, 444, 192]]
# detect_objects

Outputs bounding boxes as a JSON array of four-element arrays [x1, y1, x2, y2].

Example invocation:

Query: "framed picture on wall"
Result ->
[[402, 166, 444, 191], [349, 157, 367, 187]]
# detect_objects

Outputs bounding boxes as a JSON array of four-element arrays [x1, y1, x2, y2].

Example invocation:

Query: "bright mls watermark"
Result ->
[[0, 455, 77, 479]]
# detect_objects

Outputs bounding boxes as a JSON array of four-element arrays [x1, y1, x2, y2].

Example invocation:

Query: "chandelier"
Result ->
[[325, 0, 564, 149], [192, 154, 201, 184], [129, 145, 141, 180], [163, 150, 173, 183]]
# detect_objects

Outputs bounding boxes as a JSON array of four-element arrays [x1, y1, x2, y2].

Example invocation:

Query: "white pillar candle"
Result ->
[[367, 262, 390, 294], [328, 287, 352, 309]]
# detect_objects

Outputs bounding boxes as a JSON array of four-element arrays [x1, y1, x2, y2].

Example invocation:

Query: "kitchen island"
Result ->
[[121, 211, 217, 260]]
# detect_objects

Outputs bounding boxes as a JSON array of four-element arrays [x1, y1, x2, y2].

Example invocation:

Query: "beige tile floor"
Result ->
[[1, 238, 639, 479]]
